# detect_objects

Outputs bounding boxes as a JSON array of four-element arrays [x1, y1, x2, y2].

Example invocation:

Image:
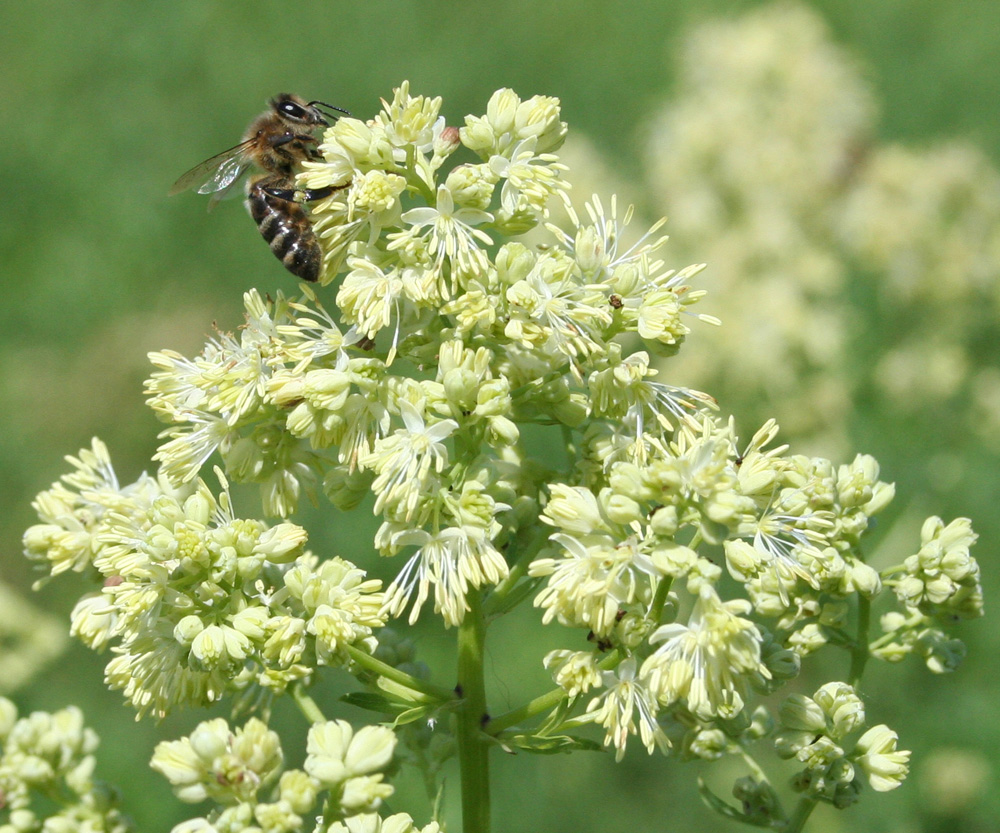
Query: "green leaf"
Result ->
[[501, 733, 604, 754], [391, 705, 438, 728], [340, 692, 405, 715]]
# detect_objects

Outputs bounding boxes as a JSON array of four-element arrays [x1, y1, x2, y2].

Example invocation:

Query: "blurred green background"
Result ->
[[2, 1, 998, 831]]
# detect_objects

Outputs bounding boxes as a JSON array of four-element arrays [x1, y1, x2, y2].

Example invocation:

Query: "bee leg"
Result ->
[[262, 183, 348, 204]]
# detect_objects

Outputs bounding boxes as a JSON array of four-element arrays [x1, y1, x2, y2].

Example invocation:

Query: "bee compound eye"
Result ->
[[282, 102, 307, 119]]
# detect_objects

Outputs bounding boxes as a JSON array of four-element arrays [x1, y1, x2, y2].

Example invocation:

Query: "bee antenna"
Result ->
[[310, 100, 351, 119]]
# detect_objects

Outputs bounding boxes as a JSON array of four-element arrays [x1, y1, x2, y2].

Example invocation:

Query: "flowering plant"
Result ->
[[15, 83, 981, 833]]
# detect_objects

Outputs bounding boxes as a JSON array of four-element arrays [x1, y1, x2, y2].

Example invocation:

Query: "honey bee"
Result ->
[[171, 93, 349, 282]]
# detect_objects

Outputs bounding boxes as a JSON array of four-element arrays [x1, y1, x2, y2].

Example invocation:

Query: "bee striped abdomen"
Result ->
[[247, 177, 322, 282]]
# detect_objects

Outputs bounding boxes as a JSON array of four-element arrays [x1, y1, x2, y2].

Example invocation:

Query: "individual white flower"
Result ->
[[585, 657, 668, 761], [641, 584, 768, 720], [363, 401, 458, 521], [854, 725, 910, 792], [381, 525, 509, 627], [396, 184, 494, 281], [530, 530, 658, 636], [490, 137, 567, 218]]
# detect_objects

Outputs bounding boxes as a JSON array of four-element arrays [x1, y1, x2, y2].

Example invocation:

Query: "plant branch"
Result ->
[[345, 643, 458, 704], [456, 589, 491, 833], [291, 682, 327, 724], [848, 594, 871, 687]]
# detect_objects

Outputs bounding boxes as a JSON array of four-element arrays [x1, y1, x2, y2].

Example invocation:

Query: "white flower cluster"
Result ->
[[872, 516, 982, 673], [0, 698, 130, 833], [152, 717, 405, 833], [23, 440, 385, 718], [638, 2, 1000, 456], [139, 84, 713, 629], [0, 581, 67, 695], [642, 3, 870, 452], [529, 417, 930, 762], [20, 81, 984, 828], [776, 682, 910, 805]]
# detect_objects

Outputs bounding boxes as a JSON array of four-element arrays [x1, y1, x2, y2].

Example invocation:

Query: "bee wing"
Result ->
[[169, 139, 254, 197]]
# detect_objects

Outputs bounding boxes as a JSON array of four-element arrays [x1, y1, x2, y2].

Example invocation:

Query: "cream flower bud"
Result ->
[[340, 775, 394, 814], [485, 88, 521, 137], [182, 491, 213, 526], [256, 523, 307, 564], [305, 720, 396, 794], [494, 242, 536, 286], [855, 725, 910, 791], [173, 614, 204, 647], [605, 493, 643, 525], [513, 94, 566, 153], [543, 484, 607, 535], [334, 118, 379, 159], [188, 718, 229, 761], [814, 682, 865, 739], [544, 649, 602, 696], [231, 717, 283, 779], [459, 116, 496, 155], [779, 694, 826, 733], [344, 725, 397, 776], [278, 769, 319, 814], [649, 504, 679, 536], [230, 605, 268, 641], [724, 539, 762, 581], [190, 625, 228, 667], [444, 164, 496, 210], [305, 720, 352, 785], [849, 559, 882, 595], [435, 124, 462, 155]]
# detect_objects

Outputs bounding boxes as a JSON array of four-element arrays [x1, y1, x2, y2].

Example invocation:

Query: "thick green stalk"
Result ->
[[456, 589, 491, 833], [848, 594, 871, 687]]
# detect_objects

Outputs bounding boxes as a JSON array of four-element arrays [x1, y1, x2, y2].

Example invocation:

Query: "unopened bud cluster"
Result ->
[[0, 698, 130, 833]]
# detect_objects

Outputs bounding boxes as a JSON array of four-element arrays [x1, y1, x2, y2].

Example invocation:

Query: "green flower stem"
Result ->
[[868, 630, 897, 651], [649, 575, 675, 624], [784, 796, 817, 833], [738, 747, 770, 787], [486, 686, 567, 736], [456, 589, 491, 833], [483, 525, 549, 618], [561, 424, 577, 463], [848, 594, 871, 687], [487, 650, 622, 735], [291, 682, 327, 724], [345, 644, 457, 703]]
